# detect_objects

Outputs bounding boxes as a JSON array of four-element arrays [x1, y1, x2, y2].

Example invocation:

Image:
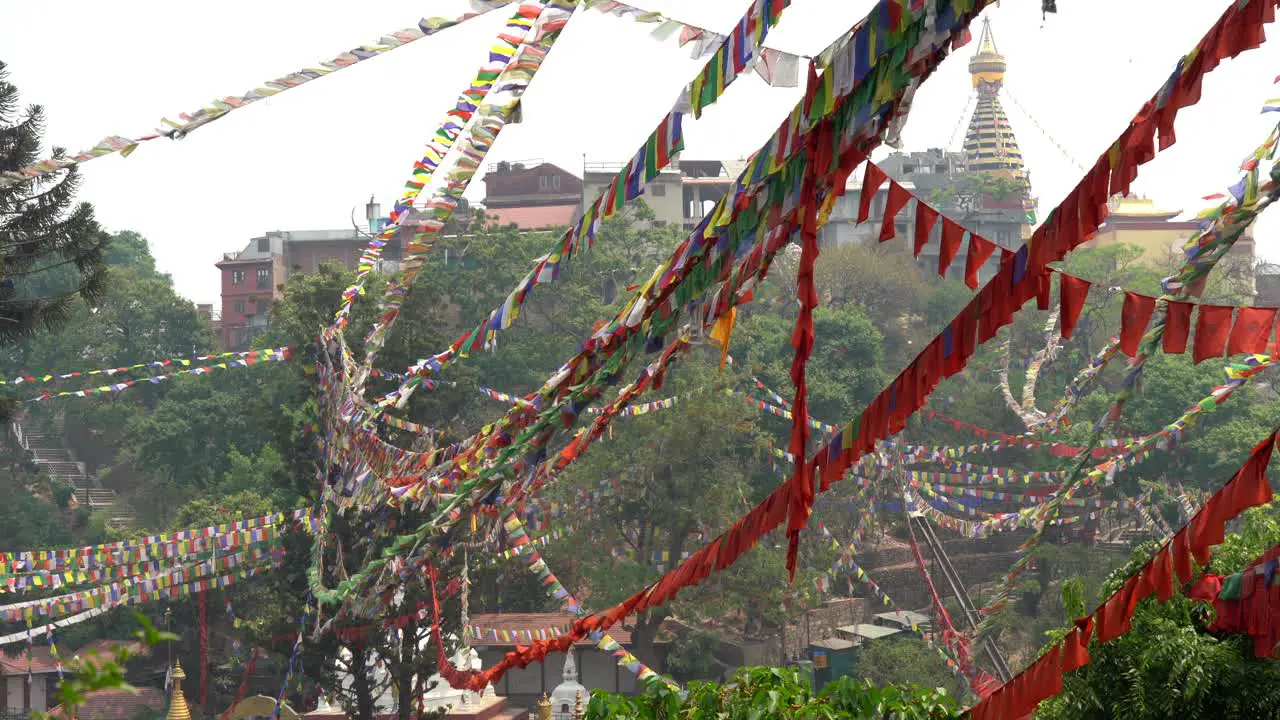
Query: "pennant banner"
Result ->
[[0, 1, 518, 190], [26, 347, 291, 403], [0, 347, 290, 388]]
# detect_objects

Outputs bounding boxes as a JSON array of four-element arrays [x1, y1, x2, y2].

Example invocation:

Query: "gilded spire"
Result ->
[[962, 17, 1025, 177], [536, 693, 553, 720], [166, 663, 192, 720]]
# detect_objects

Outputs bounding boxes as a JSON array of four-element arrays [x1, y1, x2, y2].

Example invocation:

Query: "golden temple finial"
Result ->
[[536, 693, 553, 720], [574, 689, 584, 720], [969, 16, 1007, 89], [166, 662, 192, 720]]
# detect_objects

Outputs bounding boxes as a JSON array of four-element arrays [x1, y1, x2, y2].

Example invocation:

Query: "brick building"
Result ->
[[481, 157, 738, 232]]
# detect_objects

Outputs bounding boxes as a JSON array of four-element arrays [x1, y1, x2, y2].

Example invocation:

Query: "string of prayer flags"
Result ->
[[461, 0, 1280, 688], [977, 99, 1280, 621], [0, 1, 518, 190], [334, 1, 556, 331], [686, 0, 791, 117], [375, 0, 979, 518], [974, 353, 1278, 617], [396, 0, 1018, 690], [357, 0, 579, 375], [0, 508, 308, 572], [0, 546, 283, 623], [969, 430, 1280, 719], [0, 347, 290, 388], [385, 3, 799, 407], [27, 347, 291, 403]]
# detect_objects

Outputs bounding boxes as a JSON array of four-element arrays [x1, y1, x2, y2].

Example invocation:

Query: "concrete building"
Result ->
[[1258, 263, 1280, 306]]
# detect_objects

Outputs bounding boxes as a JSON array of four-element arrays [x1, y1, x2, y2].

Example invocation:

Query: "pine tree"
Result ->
[[0, 60, 108, 343]]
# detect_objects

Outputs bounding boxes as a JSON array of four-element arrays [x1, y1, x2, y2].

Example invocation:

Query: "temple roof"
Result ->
[[1107, 195, 1181, 221]]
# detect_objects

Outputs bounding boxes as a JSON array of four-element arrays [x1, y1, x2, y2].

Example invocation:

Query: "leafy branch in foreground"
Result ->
[[586, 665, 961, 719], [32, 613, 179, 720]]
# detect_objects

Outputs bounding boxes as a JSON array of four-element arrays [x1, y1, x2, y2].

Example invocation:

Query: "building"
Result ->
[[815, 19, 1033, 285], [1257, 263, 1280, 305], [1088, 194, 1255, 268], [215, 196, 477, 349], [482, 160, 584, 230], [469, 613, 666, 707], [481, 158, 737, 232], [2, 646, 60, 713]]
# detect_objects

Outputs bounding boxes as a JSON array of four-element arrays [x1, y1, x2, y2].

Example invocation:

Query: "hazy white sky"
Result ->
[[2, 0, 1278, 306]]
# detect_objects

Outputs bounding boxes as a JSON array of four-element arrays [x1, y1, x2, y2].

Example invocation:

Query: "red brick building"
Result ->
[[481, 160, 583, 229]]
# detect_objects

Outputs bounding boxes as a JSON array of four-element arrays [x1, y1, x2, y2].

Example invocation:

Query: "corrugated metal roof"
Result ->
[[837, 623, 903, 640]]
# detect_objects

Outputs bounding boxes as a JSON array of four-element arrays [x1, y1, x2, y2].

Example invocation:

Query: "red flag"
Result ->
[[1119, 292, 1157, 356], [1227, 306, 1277, 355], [938, 218, 965, 278], [857, 163, 887, 223], [1059, 274, 1091, 339], [914, 202, 938, 257], [964, 235, 997, 289], [1193, 305, 1233, 364], [1163, 301, 1194, 354], [879, 182, 911, 242]]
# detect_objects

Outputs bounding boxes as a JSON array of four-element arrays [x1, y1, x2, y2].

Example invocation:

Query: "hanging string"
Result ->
[[272, 595, 310, 720], [45, 626, 63, 681], [999, 86, 1088, 172], [199, 589, 209, 707], [25, 615, 33, 688], [947, 92, 977, 150]]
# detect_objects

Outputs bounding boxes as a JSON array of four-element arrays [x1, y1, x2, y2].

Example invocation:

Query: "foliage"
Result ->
[[665, 630, 723, 683], [852, 638, 966, 700], [0, 61, 109, 357], [1035, 539, 1280, 719], [586, 666, 962, 719], [926, 171, 1026, 208]]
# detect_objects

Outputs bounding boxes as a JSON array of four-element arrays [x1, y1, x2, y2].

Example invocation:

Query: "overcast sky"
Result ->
[[2, 0, 1278, 306]]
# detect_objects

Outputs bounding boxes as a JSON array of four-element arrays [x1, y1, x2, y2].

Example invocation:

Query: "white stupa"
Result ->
[[549, 651, 586, 720]]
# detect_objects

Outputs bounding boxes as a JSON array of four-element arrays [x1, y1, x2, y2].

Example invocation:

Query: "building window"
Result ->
[[234, 300, 246, 314], [651, 183, 666, 197], [257, 237, 270, 253], [232, 270, 245, 285], [257, 268, 270, 287], [539, 175, 561, 191]]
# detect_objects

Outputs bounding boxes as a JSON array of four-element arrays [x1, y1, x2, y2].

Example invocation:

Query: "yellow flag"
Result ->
[[709, 307, 738, 372]]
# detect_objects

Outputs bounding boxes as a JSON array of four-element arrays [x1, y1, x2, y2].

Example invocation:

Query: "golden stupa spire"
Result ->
[[536, 693, 552, 720], [968, 17, 1007, 90], [962, 16, 1025, 177], [166, 663, 192, 720]]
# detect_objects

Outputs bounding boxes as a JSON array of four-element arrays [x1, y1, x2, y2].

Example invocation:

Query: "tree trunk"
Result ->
[[349, 646, 377, 720], [395, 617, 417, 720]]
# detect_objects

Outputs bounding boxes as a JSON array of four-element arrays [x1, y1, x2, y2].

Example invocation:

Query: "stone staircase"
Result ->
[[11, 418, 135, 529]]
